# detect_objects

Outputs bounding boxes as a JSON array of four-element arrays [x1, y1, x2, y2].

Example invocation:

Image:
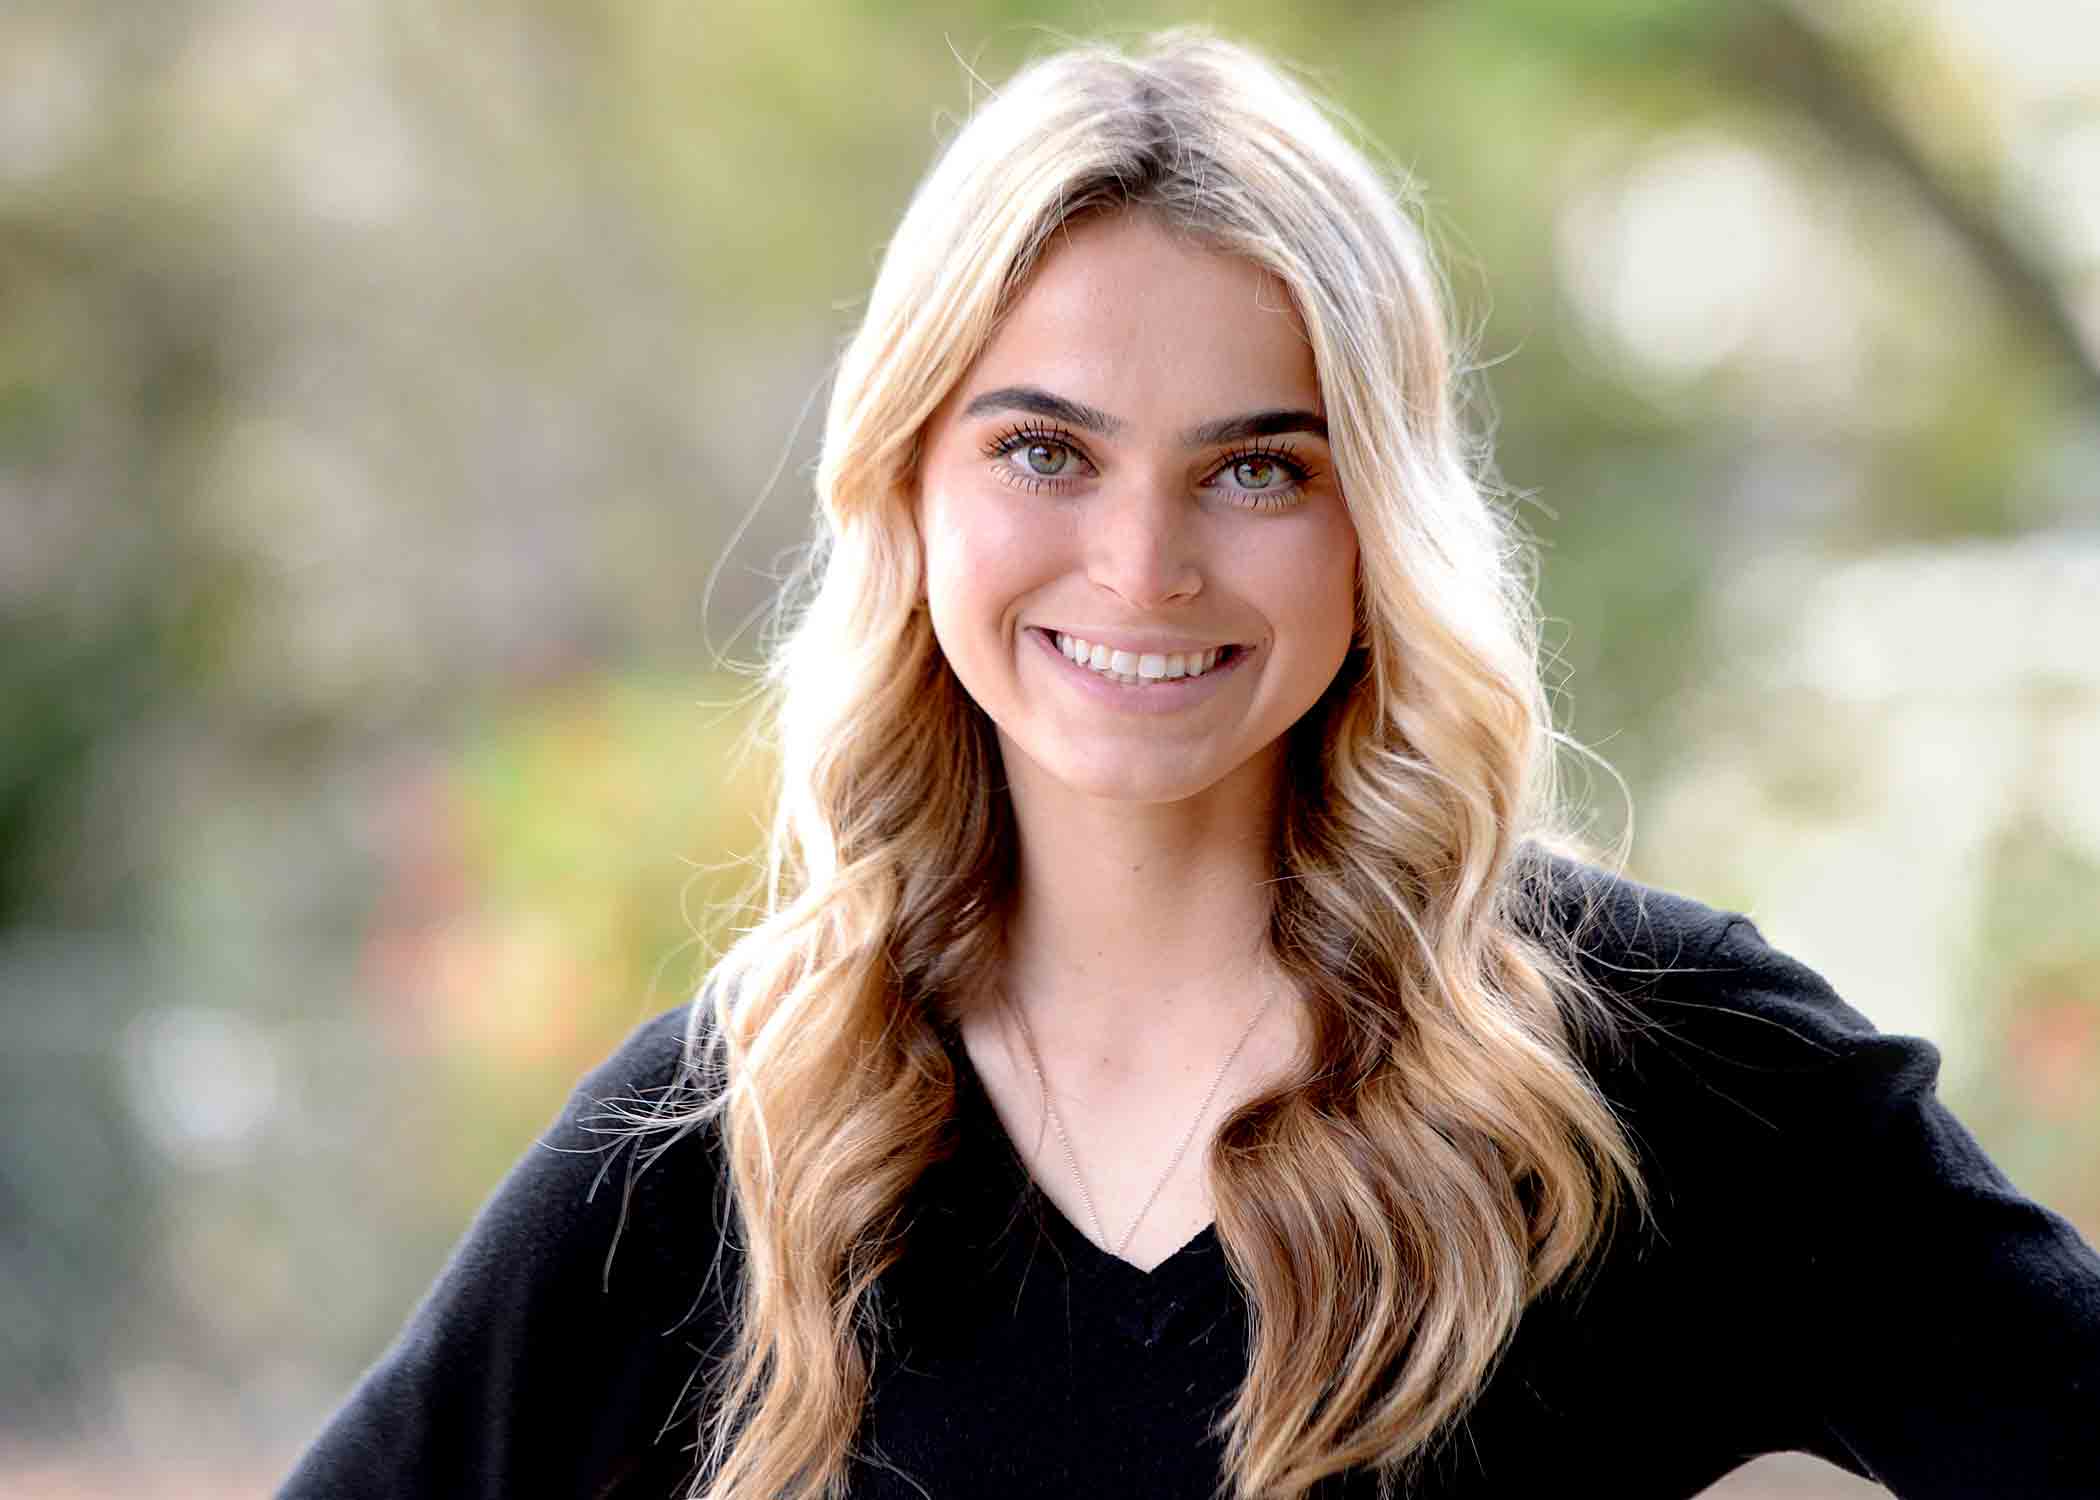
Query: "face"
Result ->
[[914, 211, 1360, 808]]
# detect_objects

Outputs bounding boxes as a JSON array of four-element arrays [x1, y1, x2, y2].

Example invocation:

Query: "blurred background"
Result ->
[[2, 0, 2095, 1494]]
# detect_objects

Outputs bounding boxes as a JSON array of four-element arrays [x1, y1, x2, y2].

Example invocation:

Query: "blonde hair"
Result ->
[[658, 27, 1647, 1500]]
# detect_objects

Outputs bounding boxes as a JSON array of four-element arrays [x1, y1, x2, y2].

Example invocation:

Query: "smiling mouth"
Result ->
[[1049, 630, 1247, 685]]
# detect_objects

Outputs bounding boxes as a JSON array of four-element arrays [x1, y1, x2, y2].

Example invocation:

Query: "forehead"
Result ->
[[959, 212, 1321, 422]]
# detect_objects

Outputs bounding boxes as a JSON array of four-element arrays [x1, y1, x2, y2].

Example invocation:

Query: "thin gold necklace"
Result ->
[[1006, 971, 1276, 1260]]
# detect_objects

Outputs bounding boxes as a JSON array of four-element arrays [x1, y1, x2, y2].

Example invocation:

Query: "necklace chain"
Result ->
[[1008, 971, 1276, 1260]]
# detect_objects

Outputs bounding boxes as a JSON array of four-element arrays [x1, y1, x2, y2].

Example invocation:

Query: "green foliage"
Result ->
[[391, 673, 771, 1204]]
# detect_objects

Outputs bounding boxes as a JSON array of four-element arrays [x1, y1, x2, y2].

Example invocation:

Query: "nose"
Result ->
[[1083, 478, 1203, 609]]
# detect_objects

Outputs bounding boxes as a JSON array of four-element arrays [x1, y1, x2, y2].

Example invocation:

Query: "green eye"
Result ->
[[1211, 443, 1315, 511], [982, 426, 1090, 492]]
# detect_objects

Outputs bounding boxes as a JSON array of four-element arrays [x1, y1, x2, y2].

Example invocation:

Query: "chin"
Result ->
[[1071, 771, 1218, 805], [1031, 744, 1236, 806], [996, 721, 1287, 809]]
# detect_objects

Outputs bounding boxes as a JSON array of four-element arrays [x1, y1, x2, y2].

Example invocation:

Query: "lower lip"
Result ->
[[1027, 628, 1253, 714]]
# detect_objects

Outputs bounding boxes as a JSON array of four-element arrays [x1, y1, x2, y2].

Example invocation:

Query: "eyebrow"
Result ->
[[960, 384, 1329, 446]]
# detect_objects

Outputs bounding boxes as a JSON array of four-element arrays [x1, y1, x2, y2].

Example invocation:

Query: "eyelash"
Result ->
[[980, 423, 1319, 511]]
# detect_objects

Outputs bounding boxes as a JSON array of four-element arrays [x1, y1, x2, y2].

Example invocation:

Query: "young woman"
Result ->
[[282, 30, 2100, 1500]]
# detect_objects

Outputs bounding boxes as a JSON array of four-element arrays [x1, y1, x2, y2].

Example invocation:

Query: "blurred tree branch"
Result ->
[[1724, 0, 2100, 409]]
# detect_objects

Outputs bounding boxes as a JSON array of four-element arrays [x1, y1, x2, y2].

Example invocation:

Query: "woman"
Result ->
[[282, 29, 2100, 1500]]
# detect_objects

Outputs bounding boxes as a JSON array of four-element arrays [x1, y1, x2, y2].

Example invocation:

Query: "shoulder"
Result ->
[[278, 998, 732, 1498], [1511, 841, 1738, 979], [1499, 853, 2100, 1495], [1504, 850, 2041, 1299], [1513, 842, 1879, 1048], [462, 999, 725, 1299], [1508, 844, 1920, 1145], [520, 999, 714, 1188], [564, 1001, 712, 1132], [1505, 847, 1940, 1248]]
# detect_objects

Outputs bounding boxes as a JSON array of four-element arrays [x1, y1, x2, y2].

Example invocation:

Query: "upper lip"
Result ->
[[1039, 626, 1248, 655]]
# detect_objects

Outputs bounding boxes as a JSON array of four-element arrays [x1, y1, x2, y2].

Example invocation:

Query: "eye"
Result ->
[[1019, 440, 1072, 477], [1208, 442, 1316, 510], [983, 424, 1093, 493], [1231, 457, 1284, 490]]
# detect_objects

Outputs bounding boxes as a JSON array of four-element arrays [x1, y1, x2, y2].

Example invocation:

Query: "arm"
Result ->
[[1703, 916, 2100, 1499], [278, 1004, 729, 1500]]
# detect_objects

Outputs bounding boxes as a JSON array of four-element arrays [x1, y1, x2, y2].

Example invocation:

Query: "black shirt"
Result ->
[[280, 866, 2100, 1498]]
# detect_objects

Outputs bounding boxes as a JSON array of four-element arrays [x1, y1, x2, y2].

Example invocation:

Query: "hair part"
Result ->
[[646, 27, 1648, 1500]]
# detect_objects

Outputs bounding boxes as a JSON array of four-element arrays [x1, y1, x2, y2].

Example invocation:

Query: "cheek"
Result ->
[[1269, 521, 1360, 648], [918, 485, 1054, 658], [917, 489, 975, 607], [922, 488, 1052, 600]]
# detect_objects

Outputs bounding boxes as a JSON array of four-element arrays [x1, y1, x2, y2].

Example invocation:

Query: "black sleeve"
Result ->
[[1696, 916, 2100, 1499], [278, 1004, 730, 1500]]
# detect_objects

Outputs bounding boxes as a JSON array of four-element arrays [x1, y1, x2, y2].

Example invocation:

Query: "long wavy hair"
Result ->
[[654, 28, 1648, 1500]]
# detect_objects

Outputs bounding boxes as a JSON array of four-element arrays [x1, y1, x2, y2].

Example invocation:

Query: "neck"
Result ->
[[994, 735, 1284, 1055]]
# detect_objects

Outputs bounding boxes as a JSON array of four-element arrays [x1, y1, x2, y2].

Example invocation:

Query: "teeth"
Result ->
[[1054, 633, 1229, 685]]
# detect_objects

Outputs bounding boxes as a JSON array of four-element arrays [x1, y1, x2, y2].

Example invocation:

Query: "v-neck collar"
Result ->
[[939, 1018, 1230, 1304]]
